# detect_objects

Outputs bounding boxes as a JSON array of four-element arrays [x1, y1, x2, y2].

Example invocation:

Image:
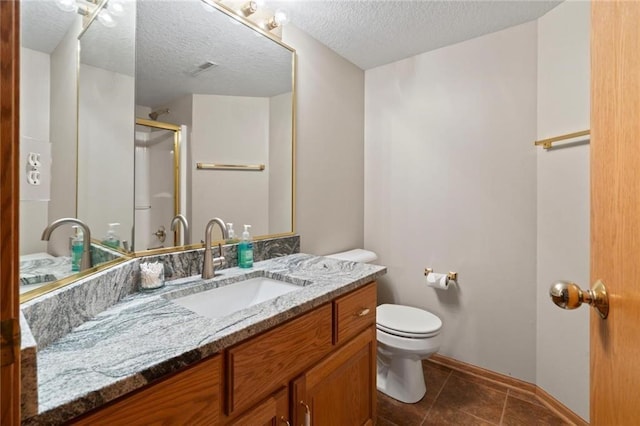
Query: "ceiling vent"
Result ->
[[189, 61, 218, 77]]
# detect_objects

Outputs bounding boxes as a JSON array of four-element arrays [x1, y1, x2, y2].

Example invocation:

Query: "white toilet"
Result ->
[[326, 249, 443, 404]]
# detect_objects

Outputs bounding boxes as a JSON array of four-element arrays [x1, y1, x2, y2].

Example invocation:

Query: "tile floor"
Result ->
[[377, 360, 571, 426]]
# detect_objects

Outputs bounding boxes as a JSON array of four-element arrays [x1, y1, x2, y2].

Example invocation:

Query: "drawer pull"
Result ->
[[357, 308, 370, 317], [300, 401, 311, 426], [280, 416, 291, 426]]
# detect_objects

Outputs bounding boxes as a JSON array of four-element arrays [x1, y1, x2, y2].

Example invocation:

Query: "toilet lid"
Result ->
[[376, 304, 442, 338]]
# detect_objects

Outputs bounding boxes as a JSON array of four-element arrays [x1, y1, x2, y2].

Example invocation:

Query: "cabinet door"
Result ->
[[229, 387, 290, 426], [71, 355, 221, 425], [293, 327, 376, 426]]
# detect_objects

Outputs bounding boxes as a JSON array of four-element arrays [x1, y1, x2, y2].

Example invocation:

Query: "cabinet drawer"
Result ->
[[334, 281, 377, 344], [226, 303, 333, 415]]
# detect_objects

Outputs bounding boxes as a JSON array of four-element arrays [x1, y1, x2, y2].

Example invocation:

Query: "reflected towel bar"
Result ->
[[196, 163, 265, 171], [534, 130, 590, 150]]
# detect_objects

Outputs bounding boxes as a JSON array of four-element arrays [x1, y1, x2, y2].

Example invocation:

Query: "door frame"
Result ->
[[0, 0, 22, 424]]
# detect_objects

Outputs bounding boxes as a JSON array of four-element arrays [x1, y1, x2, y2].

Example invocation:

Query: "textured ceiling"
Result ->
[[21, 0, 76, 53], [271, 0, 562, 70], [134, 0, 293, 107], [21, 0, 562, 105]]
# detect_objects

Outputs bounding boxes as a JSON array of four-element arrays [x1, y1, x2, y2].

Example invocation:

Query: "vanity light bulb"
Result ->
[[55, 0, 77, 13], [241, 1, 258, 16], [107, 0, 124, 16], [266, 8, 289, 31], [273, 8, 289, 26], [97, 9, 117, 28]]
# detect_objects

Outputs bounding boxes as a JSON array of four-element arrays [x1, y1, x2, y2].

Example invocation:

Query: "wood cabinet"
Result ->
[[72, 282, 377, 425], [228, 387, 289, 426], [71, 355, 222, 425], [226, 303, 333, 415], [293, 326, 377, 426]]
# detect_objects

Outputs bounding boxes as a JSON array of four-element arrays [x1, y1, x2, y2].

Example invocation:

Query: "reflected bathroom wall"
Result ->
[[77, 3, 136, 250]]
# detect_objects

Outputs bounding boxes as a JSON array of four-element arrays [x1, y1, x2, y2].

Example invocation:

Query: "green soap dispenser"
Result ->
[[102, 223, 121, 249], [71, 226, 83, 272], [238, 224, 253, 268]]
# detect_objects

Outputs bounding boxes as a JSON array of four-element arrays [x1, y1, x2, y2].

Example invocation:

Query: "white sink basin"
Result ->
[[171, 277, 301, 320]]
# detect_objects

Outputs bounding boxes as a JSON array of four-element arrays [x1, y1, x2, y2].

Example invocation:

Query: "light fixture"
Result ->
[[265, 8, 289, 31], [97, 9, 116, 28], [241, 1, 258, 16], [55, 0, 121, 28], [107, 0, 124, 17], [55, 0, 77, 12]]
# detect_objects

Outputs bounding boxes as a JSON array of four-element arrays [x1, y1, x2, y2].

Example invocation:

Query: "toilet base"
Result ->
[[376, 353, 426, 403]]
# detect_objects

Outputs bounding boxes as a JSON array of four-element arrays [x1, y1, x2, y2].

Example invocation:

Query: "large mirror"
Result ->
[[18, 1, 129, 297], [19, 0, 296, 301], [130, 0, 295, 251]]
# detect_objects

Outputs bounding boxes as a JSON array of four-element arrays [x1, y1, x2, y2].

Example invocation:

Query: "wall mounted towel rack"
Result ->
[[196, 163, 265, 171], [534, 130, 590, 150]]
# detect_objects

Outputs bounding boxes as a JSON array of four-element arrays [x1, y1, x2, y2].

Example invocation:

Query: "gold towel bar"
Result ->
[[534, 130, 590, 150], [196, 163, 265, 171]]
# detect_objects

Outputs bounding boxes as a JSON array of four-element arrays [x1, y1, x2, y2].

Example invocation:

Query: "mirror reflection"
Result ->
[[19, 0, 295, 299], [18, 0, 128, 295], [131, 0, 295, 250]]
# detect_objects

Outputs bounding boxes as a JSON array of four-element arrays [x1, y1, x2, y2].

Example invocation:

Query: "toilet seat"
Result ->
[[377, 304, 442, 339]]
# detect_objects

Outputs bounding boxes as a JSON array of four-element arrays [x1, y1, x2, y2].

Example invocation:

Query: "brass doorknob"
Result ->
[[549, 280, 609, 319]]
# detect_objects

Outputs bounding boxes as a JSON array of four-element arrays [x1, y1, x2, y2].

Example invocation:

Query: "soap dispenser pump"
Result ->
[[102, 223, 121, 250], [238, 224, 253, 268]]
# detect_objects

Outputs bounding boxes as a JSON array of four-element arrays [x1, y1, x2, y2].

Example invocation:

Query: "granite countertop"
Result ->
[[24, 253, 386, 424]]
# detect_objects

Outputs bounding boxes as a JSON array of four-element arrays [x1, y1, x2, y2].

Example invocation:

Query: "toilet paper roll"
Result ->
[[426, 272, 449, 290]]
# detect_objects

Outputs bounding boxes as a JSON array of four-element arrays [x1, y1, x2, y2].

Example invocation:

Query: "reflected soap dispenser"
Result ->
[[71, 226, 83, 272], [238, 224, 253, 268], [102, 223, 121, 250], [225, 223, 239, 244]]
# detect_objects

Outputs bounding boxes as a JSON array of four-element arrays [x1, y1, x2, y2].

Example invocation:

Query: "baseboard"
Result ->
[[429, 354, 588, 426], [535, 385, 588, 426]]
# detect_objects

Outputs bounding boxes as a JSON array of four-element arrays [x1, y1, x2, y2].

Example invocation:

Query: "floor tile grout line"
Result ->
[[498, 389, 510, 425], [420, 369, 453, 425]]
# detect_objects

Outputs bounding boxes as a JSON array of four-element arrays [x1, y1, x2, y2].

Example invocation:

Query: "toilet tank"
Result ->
[[325, 249, 378, 263]]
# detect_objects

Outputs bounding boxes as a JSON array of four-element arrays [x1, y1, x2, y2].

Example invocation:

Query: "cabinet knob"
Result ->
[[357, 308, 370, 317], [280, 416, 290, 426]]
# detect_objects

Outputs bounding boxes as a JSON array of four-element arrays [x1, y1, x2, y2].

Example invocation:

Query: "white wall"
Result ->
[[282, 25, 365, 255], [365, 22, 538, 382], [536, 2, 590, 421], [19, 48, 50, 255], [269, 92, 293, 235], [191, 94, 270, 241], [77, 64, 135, 244], [48, 20, 81, 255]]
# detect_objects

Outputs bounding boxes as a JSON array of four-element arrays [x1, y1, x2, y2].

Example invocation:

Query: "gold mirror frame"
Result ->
[[20, 0, 297, 303]]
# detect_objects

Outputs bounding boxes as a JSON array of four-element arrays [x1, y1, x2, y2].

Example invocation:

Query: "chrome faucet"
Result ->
[[202, 218, 229, 279], [41, 218, 92, 271], [170, 214, 190, 245]]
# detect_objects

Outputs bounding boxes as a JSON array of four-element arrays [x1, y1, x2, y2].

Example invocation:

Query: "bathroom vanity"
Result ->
[[20, 253, 385, 425]]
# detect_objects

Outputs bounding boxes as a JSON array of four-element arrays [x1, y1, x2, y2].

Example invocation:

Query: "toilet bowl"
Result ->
[[326, 249, 443, 404]]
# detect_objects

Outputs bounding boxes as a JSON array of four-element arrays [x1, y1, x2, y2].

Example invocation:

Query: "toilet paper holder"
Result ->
[[424, 268, 458, 282]]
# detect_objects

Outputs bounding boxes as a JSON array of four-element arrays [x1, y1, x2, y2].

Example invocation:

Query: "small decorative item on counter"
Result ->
[[140, 261, 165, 290]]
